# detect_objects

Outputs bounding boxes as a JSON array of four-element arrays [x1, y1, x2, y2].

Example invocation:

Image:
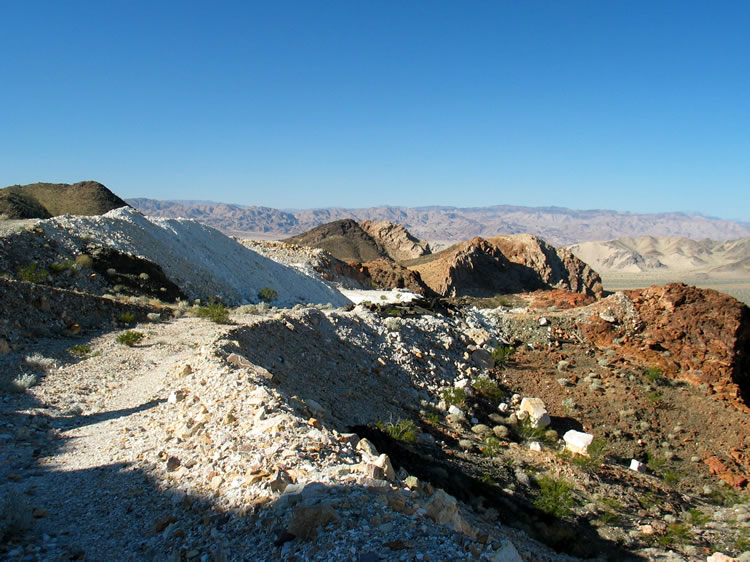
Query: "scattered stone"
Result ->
[[356, 438, 379, 458], [490, 540, 523, 562], [519, 397, 550, 428], [424, 489, 458, 525], [563, 430, 594, 455]]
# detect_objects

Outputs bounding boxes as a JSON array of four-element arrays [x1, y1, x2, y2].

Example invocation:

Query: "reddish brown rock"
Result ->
[[361, 259, 434, 296], [406, 235, 603, 298]]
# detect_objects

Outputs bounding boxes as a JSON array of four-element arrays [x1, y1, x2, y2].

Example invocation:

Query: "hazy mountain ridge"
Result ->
[[568, 236, 750, 274], [129, 198, 750, 245]]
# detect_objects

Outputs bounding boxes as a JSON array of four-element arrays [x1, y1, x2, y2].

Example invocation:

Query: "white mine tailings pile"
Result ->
[[38, 207, 350, 307]]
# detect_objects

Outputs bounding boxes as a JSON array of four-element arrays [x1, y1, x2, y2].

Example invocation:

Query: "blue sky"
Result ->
[[1, 1, 748, 219]]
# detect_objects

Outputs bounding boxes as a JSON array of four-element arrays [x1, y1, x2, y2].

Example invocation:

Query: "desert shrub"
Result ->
[[655, 523, 693, 547], [24, 353, 55, 372], [194, 299, 230, 324], [442, 387, 467, 408], [376, 419, 418, 443], [424, 411, 440, 425], [0, 487, 32, 540], [74, 254, 93, 268], [384, 317, 402, 332], [534, 476, 576, 518], [6, 373, 39, 393], [708, 486, 746, 507], [49, 260, 74, 274], [117, 312, 136, 325], [69, 344, 92, 358], [686, 508, 710, 526], [517, 416, 548, 441], [564, 435, 607, 472], [644, 366, 664, 383], [17, 262, 48, 283], [646, 451, 667, 473], [116, 330, 144, 347], [472, 374, 504, 400], [481, 435, 502, 457], [490, 345, 515, 366], [258, 287, 278, 302]]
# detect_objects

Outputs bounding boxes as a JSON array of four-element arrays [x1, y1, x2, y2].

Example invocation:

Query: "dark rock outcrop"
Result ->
[[0, 181, 129, 219], [360, 259, 435, 296], [283, 219, 387, 263], [85, 246, 186, 303]]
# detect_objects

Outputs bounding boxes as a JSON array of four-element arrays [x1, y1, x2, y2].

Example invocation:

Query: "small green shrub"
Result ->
[[69, 345, 92, 358], [517, 416, 548, 441], [567, 436, 607, 472], [17, 262, 48, 283], [472, 374, 505, 400], [195, 299, 230, 324], [116, 331, 144, 347], [424, 411, 440, 425], [74, 254, 94, 268], [646, 451, 667, 473], [481, 473, 498, 486], [490, 345, 515, 366], [481, 435, 501, 457], [644, 366, 664, 383], [663, 469, 681, 487], [686, 508, 710, 526], [117, 312, 136, 325], [708, 486, 745, 507], [442, 387, 467, 408], [49, 260, 74, 274], [534, 476, 576, 518], [655, 523, 693, 547], [258, 287, 278, 302], [376, 419, 418, 443]]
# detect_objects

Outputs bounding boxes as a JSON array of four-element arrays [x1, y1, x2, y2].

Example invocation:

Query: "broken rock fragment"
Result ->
[[563, 429, 594, 455], [519, 397, 551, 428]]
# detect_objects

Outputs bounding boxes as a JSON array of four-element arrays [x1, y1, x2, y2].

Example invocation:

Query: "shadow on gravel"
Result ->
[[50, 399, 166, 429], [225, 309, 640, 560], [350, 425, 643, 561]]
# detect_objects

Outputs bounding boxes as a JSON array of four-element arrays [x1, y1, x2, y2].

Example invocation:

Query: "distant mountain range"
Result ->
[[129, 198, 750, 246], [568, 236, 750, 275]]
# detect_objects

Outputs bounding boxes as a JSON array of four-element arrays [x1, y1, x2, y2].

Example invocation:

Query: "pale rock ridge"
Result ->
[[359, 219, 431, 261], [37, 207, 350, 307]]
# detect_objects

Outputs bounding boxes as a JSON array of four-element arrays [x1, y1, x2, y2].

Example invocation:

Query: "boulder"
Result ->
[[519, 397, 551, 428], [563, 430, 594, 455]]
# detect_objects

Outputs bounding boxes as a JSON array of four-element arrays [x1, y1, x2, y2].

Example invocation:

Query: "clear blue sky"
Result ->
[[1, 1, 748, 218]]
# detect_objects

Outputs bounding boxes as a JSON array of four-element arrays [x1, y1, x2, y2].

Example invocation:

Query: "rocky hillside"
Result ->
[[0, 208, 350, 308], [130, 197, 750, 246], [568, 236, 750, 275], [283, 219, 388, 263], [1, 275, 749, 560], [359, 220, 431, 261], [0, 181, 129, 219], [406, 235, 603, 298]]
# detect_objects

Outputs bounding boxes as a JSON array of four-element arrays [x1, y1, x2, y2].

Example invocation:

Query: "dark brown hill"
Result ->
[[406, 235, 603, 298], [0, 181, 128, 219], [283, 219, 388, 263]]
